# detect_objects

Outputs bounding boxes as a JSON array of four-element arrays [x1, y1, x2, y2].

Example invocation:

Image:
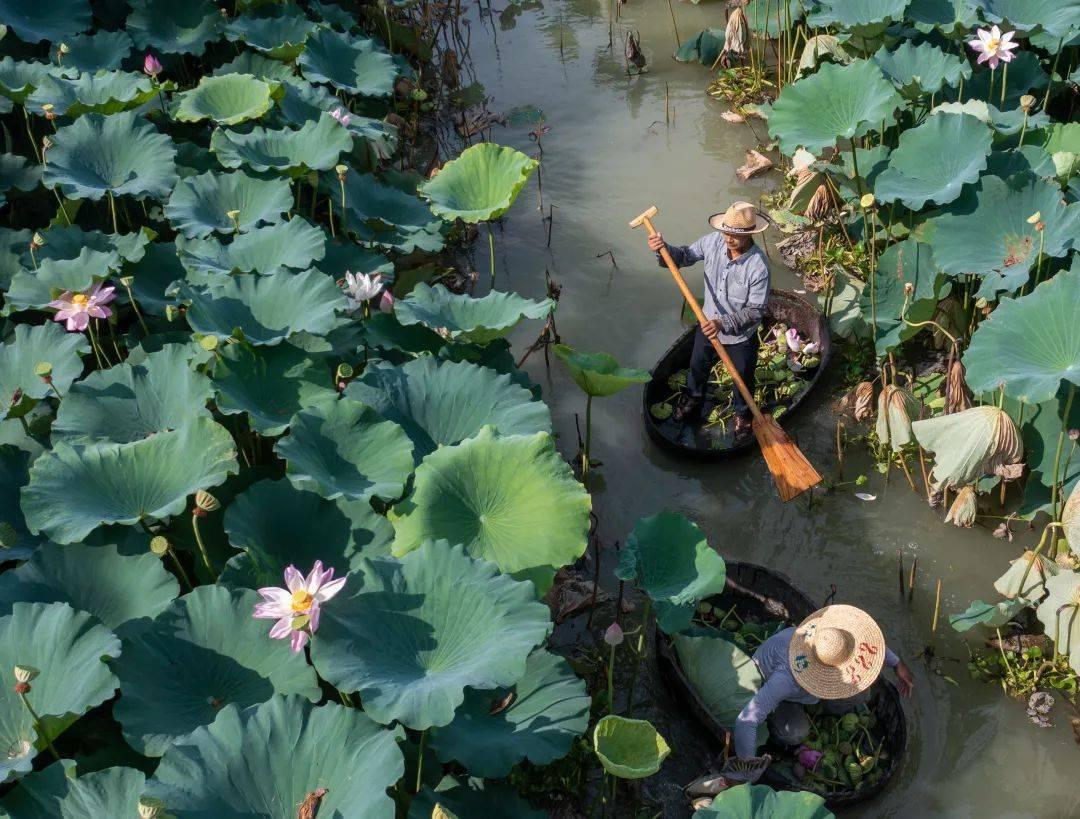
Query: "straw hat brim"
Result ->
[[708, 212, 770, 235], [788, 605, 886, 700]]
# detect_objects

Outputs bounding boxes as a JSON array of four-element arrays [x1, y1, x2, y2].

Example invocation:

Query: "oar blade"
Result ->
[[753, 415, 822, 502]]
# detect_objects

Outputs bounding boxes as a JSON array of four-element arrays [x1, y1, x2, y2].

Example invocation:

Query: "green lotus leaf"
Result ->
[[177, 218, 326, 276], [353, 218, 447, 254], [299, 28, 397, 96], [226, 4, 320, 60], [931, 99, 1050, 136], [419, 143, 538, 223], [0, 446, 42, 560], [274, 397, 413, 500], [430, 649, 590, 777], [395, 283, 553, 346], [617, 513, 728, 634], [63, 30, 133, 72], [592, 715, 670, 779], [994, 550, 1059, 599], [859, 239, 947, 355], [30, 226, 151, 266], [1017, 387, 1080, 519], [675, 28, 726, 66], [0, 154, 39, 207], [211, 114, 352, 174], [344, 357, 551, 460], [337, 170, 442, 234], [220, 478, 393, 588], [1036, 572, 1080, 673], [0, 602, 120, 782], [963, 267, 1080, 403], [122, 241, 187, 317], [0, 59, 70, 104], [180, 269, 348, 346], [311, 543, 552, 729], [175, 73, 278, 126], [214, 51, 297, 83], [21, 418, 238, 544], [743, 0, 804, 38], [310, 0, 359, 30], [0, 0, 91, 44], [315, 235, 394, 280], [27, 71, 158, 117], [391, 427, 590, 581], [165, 171, 292, 237], [0, 324, 87, 419], [912, 406, 1023, 486], [113, 586, 320, 756], [964, 52, 1048, 108], [212, 343, 335, 436], [146, 695, 404, 818], [871, 42, 971, 98], [977, 0, 1080, 36], [42, 112, 177, 202], [127, 0, 225, 56], [983, 144, 1059, 191], [0, 541, 178, 637], [806, 0, 908, 30], [949, 597, 1030, 632], [553, 344, 650, 398], [673, 632, 766, 748], [0, 228, 29, 289], [52, 345, 212, 444], [409, 785, 545, 819], [907, 0, 979, 33], [0, 761, 145, 817], [768, 60, 902, 155], [693, 783, 834, 818], [277, 78, 399, 156], [4, 247, 121, 315], [928, 174, 1079, 280]]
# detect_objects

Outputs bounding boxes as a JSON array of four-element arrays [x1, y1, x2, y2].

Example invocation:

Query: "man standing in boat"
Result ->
[[648, 201, 771, 438]]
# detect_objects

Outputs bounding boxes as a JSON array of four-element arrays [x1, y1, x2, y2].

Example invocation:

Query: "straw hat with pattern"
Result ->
[[708, 201, 770, 235], [788, 605, 887, 699]]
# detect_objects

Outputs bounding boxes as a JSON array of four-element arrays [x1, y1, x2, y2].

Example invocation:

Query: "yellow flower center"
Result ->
[[71, 294, 89, 307], [986, 37, 1000, 53], [290, 589, 314, 613]]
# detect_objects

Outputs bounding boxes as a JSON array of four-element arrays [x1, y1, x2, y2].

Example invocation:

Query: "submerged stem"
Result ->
[[606, 640, 617, 715]]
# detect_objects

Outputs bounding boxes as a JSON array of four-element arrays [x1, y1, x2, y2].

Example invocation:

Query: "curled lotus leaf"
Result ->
[[0, 59, 70, 104], [693, 783, 834, 819], [409, 785, 546, 819], [32, 226, 150, 266], [430, 649, 591, 777], [310, 0, 360, 30], [122, 241, 186, 317], [395, 283, 553, 346], [315, 236, 394, 280], [211, 113, 353, 173], [344, 356, 552, 460], [310, 543, 553, 729], [949, 597, 1030, 632], [214, 52, 296, 83], [419, 142, 538, 223], [977, 0, 1080, 37], [0, 446, 42, 560], [617, 512, 727, 633], [0, 0, 91, 44], [299, 27, 398, 96], [592, 715, 670, 779], [146, 696, 404, 819], [225, 4, 320, 60], [859, 239, 947, 356], [277, 78, 399, 156], [1036, 572, 1080, 674], [0, 761, 144, 817], [0, 324, 88, 420], [175, 73, 278, 126], [177, 218, 326, 276], [126, 0, 224, 56], [220, 478, 393, 589], [875, 385, 920, 451], [4, 246, 120, 314], [553, 344, 651, 397], [0, 154, 40, 207], [871, 41, 971, 98], [165, 171, 292, 237], [21, 418, 238, 544], [113, 586, 321, 756], [912, 406, 1024, 487], [391, 427, 591, 582], [275, 397, 415, 502], [62, 30, 134, 73], [337, 170, 442, 234], [42, 111, 177, 202], [931, 99, 1050, 136], [994, 550, 1060, 599], [27, 71, 158, 117]]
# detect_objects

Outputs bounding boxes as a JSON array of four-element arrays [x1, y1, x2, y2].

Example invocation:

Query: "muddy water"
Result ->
[[455, 1, 1078, 815]]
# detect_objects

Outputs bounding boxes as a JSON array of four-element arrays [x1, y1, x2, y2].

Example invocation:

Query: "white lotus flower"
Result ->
[[253, 561, 346, 653], [342, 271, 384, 312]]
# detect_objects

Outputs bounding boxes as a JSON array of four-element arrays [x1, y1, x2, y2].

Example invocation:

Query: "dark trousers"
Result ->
[[687, 329, 759, 418]]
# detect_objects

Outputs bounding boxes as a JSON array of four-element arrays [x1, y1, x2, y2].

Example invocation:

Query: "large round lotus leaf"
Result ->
[[315, 235, 394, 280], [430, 649, 590, 777], [1036, 572, 1080, 673], [310, 0, 359, 29], [963, 267, 1080, 403], [768, 60, 902, 155], [907, 0, 979, 33], [275, 398, 414, 501], [912, 406, 1023, 487], [592, 716, 670, 779], [181, 269, 348, 346], [299, 28, 397, 96], [4, 246, 121, 314], [165, 171, 292, 237], [337, 170, 442, 233], [395, 283, 553, 346], [27, 71, 158, 117], [859, 239, 947, 356], [871, 42, 971, 98], [175, 73, 278, 126], [616, 512, 727, 634], [0, 0, 91, 43], [213, 52, 297, 84], [211, 114, 352, 174], [212, 343, 337, 436], [0, 60, 71, 104], [344, 357, 551, 460], [418, 143, 538, 224], [63, 30, 133, 73], [0, 154, 39, 207], [277, 78, 398, 153], [122, 241, 186, 317], [806, 0, 909, 30], [0, 446, 41, 560], [113, 586, 321, 756], [409, 785, 546, 819], [0, 324, 87, 419], [928, 174, 1079, 279], [147, 695, 403, 818], [353, 218, 447, 254], [673, 632, 766, 748], [53, 345, 212, 444], [33, 225, 150, 266], [310, 544, 553, 729], [126, 0, 224, 56], [0, 761, 145, 817], [220, 478, 393, 588], [0, 541, 178, 637], [42, 112, 177, 202], [391, 427, 591, 579], [21, 418, 238, 544], [178, 219, 326, 278], [225, 4, 319, 60], [978, 0, 1080, 36], [553, 344, 650, 398], [0, 602, 120, 782], [693, 783, 833, 819]]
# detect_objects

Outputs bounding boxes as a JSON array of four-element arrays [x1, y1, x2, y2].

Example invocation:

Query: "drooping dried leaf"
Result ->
[[875, 384, 919, 450], [945, 357, 972, 414], [912, 406, 1024, 487], [994, 550, 1060, 599], [853, 381, 874, 421], [944, 484, 977, 527]]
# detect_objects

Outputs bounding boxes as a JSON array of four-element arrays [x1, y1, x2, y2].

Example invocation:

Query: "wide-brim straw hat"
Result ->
[[788, 604, 887, 699], [708, 201, 770, 235]]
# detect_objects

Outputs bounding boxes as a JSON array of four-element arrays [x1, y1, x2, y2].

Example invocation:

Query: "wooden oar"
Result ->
[[630, 204, 822, 502]]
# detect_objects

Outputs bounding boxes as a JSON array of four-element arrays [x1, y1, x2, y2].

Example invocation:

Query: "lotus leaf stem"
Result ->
[[86, 322, 105, 369], [1034, 230, 1047, 286], [191, 512, 216, 577], [624, 596, 651, 713], [1043, 40, 1064, 110], [21, 108, 41, 164], [1012, 523, 1060, 601], [328, 199, 335, 238], [18, 691, 60, 761], [120, 279, 150, 336], [583, 394, 593, 479], [415, 728, 427, 793], [606, 638, 617, 715], [167, 549, 193, 592], [107, 191, 119, 234], [339, 178, 347, 235], [1000, 61, 1008, 107], [664, 0, 680, 50], [1049, 384, 1076, 535]]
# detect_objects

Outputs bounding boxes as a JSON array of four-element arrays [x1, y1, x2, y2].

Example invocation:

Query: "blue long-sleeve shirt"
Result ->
[[733, 627, 899, 758]]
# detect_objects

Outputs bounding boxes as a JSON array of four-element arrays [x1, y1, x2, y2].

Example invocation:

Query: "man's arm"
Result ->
[[717, 254, 770, 337], [733, 674, 790, 758], [884, 646, 915, 697], [658, 235, 708, 268]]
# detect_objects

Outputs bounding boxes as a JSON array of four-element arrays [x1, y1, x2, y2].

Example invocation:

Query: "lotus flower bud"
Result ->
[[944, 485, 978, 528], [853, 381, 874, 422], [723, 7, 750, 56], [1027, 211, 1041, 225], [57, 43, 70, 57], [138, 797, 167, 819], [903, 282, 914, 297], [194, 490, 220, 514], [859, 193, 875, 209], [1020, 94, 1036, 113], [1070, 429, 1079, 442], [604, 622, 624, 646], [143, 52, 163, 78], [149, 535, 170, 556], [379, 289, 395, 313], [13, 666, 38, 685], [0, 522, 18, 550]]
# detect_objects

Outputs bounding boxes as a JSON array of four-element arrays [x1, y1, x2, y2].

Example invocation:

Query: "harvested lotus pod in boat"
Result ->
[[804, 183, 835, 222], [944, 484, 977, 527], [853, 381, 875, 421], [875, 384, 919, 450], [945, 356, 972, 414], [724, 7, 750, 57], [625, 32, 647, 71], [912, 406, 1024, 487]]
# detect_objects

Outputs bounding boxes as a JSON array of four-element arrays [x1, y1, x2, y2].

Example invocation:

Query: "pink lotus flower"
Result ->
[[968, 25, 1019, 70], [143, 52, 162, 78], [785, 327, 803, 352], [379, 288, 395, 314], [796, 746, 823, 771], [330, 107, 351, 127], [604, 622, 624, 646], [48, 282, 115, 332], [253, 561, 346, 653]]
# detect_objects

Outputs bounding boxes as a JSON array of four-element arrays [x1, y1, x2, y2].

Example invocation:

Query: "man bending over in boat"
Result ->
[[648, 201, 770, 438]]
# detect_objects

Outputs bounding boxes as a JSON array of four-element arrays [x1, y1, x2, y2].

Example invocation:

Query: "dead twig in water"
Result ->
[[596, 249, 618, 267], [544, 203, 557, 247], [896, 550, 905, 597]]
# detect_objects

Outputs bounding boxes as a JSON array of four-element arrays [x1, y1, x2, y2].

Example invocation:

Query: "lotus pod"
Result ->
[[912, 406, 1024, 487], [853, 381, 874, 421], [804, 183, 835, 222], [945, 357, 972, 414], [875, 385, 919, 451], [944, 485, 977, 527], [724, 7, 750, 57]]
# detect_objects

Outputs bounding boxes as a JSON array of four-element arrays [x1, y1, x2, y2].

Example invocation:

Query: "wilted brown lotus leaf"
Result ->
[[944, 484, 977, 527], [945, 357, 972, 414], [724, 7, 750, 56], [853, 381, 874, 421], [994, 549, 1060, 599], [912, 405, 1024, 487], [804, 184, 835, 222], [875, 384, 919, 451], [736, 149, 773, 181]]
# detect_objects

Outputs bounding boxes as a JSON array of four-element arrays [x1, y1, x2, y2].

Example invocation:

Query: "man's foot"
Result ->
[[673, 395, 703, 425], [733, 414, 753, 439]]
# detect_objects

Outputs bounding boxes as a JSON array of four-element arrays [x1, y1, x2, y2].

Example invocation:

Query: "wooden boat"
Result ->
[[642, 289, 832, 458], [655, 562, 908, 809]]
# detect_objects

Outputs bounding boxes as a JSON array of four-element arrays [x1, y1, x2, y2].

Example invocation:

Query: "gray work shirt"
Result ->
[[661, 233, 770, 345]]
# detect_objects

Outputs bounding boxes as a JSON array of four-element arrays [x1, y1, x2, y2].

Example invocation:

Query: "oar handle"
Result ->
[[640, 216, 766, 423]]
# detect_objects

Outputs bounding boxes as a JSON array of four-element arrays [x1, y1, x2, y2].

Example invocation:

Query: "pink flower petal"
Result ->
[[308, 599, 321, 634], [283, 565, 305, 593], [290, 630, 309, 653], [257, 586, 291, 604], [268, 616, 293, 639], [315, 575, 346, 602], [253, 601, 291, 619], [976, 51, 991, 64], [68, 313, 89, 332], [998, 50, 1015, 63], [305, 560, 326, 591], [987, 55, 1001, 69], [86, 305, 111, 320]]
